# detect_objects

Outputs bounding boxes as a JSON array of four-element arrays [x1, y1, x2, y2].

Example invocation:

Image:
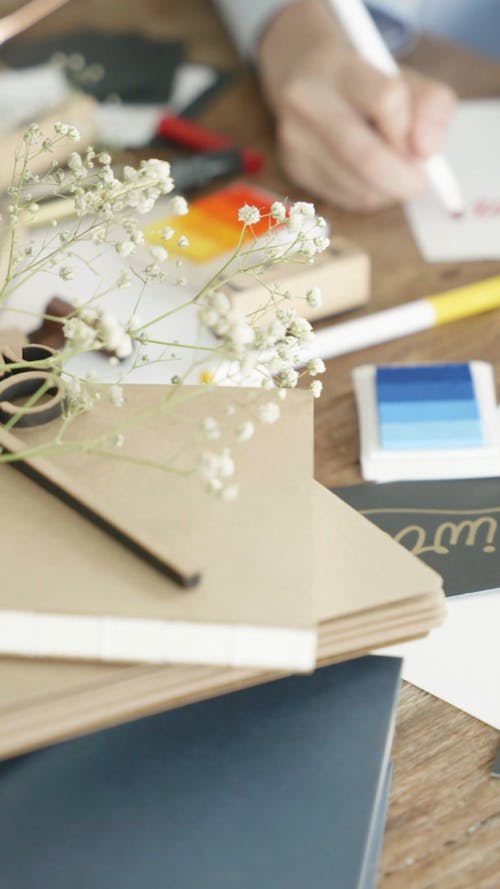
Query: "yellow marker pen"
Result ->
[[307, 276, 500, 362]]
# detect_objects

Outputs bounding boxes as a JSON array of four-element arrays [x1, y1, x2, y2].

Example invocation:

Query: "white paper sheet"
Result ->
[[376, 591, 500, 730], [0, 65, 69, 135], [405, 100, 500, 262], [0, 206, 217, 385]]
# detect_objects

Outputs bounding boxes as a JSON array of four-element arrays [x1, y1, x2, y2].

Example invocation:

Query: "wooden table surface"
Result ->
[[4, 1, 499, 886]]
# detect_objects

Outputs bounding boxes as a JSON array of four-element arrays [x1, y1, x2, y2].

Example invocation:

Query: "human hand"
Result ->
[[258, 0, 456, 211]]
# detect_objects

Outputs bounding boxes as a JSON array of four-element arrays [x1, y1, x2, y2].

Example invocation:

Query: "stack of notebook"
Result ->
[[0, 384, 445, 759], [0, 656, 402, 889]]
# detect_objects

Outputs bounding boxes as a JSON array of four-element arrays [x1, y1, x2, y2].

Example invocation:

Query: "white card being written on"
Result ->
[[405, 100, 500, 262]]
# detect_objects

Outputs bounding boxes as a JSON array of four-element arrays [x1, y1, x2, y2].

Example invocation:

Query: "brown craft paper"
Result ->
[[0, 480, 444, 759], [0, 385, 314, 630]]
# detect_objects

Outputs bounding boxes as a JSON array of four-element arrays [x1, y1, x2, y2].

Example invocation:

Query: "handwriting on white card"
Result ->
[[405, 100, 500, 262]]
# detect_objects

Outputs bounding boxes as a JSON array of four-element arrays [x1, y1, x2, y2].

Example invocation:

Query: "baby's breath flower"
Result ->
[[116, 240, 135, 258], [307, 358, 326, 375], [58, 265, 74, 281], [177, 235, 189, 248], [150, 245, 168, 263], [141, 158, 173, 193], [290, 201, 315, 219], [97, 312, 133, 359], [131, 230, 145, 246], [306, 287, 322, 308], [63, 317, 97, 350], [110, 384, 126, 408], [64, 378, 98, 414], [258, 402, 280, 424], [276, 367, 299, 388], [228, 320, 255, 353], [270, 201, 287, 223], [314, 236, 330, 252], [116, 270, 132, 289], [113, 433, 125, 448], [198, 449, 235, 495], [236, 420, 254, 442], [23, 123, 41, 145], [310, 380, 323, 398], [221, 483, 239, 502], [170, 195, 188, 216], [276, 306, 297, 327], [161, 226, 175, 240], [289, 317, 313, 343], [68, 152, 83, 172], [201, 416, 220, 440], [238, 204, 261, 225]]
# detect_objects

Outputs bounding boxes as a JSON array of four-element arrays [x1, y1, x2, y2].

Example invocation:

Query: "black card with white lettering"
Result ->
[[332, 478, 500, 597]]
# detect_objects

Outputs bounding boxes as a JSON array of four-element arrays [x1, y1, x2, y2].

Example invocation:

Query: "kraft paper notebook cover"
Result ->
[[0, 483, 443, 759], [0, 656, 401, 889], [0, 385, 316, 672]]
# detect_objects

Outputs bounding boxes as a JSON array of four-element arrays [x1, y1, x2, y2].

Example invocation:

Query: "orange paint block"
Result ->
[[143, 182, 280, 263]]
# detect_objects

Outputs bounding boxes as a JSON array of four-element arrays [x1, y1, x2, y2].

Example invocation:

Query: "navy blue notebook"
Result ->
[[0, 656, 401, 889], [362, 762, 393, 889]]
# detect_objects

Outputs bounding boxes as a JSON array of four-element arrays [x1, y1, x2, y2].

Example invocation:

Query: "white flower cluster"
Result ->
[[284, 203, 330, 259], [238, 204, 261, 225], [198, 290, 255, 356], [63, 309, 133, 360], [198, 448, 238, 501], [64, 377, 100, 415], [2, 125, 330, 502], [66, 153, 174, 222], [193, 198, 329, 425], [23, 121, 80, 147], [198, 288, 319, 390]]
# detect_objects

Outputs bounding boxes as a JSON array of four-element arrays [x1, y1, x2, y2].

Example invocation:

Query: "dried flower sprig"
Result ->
[[0, 121, 328, 498]]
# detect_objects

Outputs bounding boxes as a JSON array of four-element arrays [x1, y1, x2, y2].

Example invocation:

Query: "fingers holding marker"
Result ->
[[257, 0, 457, 210], [282, 80, 426, 204], [402, 67, 457, 158], [329, 102, 426, 199], [334, 54, 412, 153], [278, 115, 371, 201], [278, 110, 406, 212]]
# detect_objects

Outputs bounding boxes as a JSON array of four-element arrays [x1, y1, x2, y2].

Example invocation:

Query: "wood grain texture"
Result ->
[[2, 1, 499, 886]]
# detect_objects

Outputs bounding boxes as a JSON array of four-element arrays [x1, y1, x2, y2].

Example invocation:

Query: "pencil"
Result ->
[[326, 0, 465, 216]]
